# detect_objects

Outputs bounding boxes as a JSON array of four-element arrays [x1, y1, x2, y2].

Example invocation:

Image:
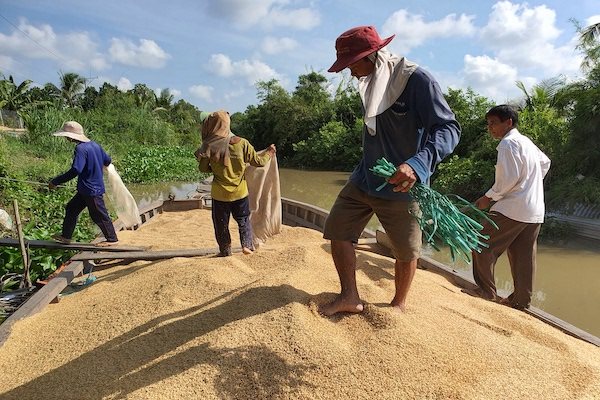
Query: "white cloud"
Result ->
[[0, 19, 107, 71], [0, 55, 16, 72], [382, 10, 476, 54], [261, 36, 298, 54], [224, 87, 246, 102], [206, 0, 319, 30], [462, 54, 522, 101], [264, 7, 320, 30], [117, 77, 133, 91], [109, 38, 170, 68], [207, 53, 280, 85], [95, 76, 114, 87], [479, 0, 576, 74], [189, 84, 214, 102], [154, 87, 181, 98], [585, 15, 600, 27]]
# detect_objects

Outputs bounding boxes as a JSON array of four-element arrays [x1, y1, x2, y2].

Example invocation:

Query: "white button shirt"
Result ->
[[486, 128, 551, 223]]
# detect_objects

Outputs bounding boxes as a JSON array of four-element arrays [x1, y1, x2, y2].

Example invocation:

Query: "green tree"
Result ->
[[129, 83, 156, 110], [575, 20, 600, 72], [59, 72, 86, 108], [0, 76, 33, 111], [26, 83, 61, 107], [292, 120, 362, 170], [155, 88, 174, 111], [169, 99, 202, 139], [515, 78, 569, 162], [81, 86, 99, 111], [332, 78, 362, 129], [444, 87, 495, 160]]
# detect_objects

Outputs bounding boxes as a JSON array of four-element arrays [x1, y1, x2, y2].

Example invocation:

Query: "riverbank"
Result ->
[[1, 208, 599, 399]]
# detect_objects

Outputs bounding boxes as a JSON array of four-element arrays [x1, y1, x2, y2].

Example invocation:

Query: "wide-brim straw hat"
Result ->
[[53, 121, 90, 142], [328, 25, 395, 73]]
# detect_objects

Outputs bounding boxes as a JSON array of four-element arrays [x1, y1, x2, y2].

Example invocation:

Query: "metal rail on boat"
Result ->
[[1, 197, 598, 348]]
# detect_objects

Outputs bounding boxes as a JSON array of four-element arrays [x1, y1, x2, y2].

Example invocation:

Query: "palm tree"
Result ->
[[130, 83, 156, 110], [573, 19, 600, 72], [515, 76, 566, 111], [154, 88, 174, 111], [59, 72, 86, 108]]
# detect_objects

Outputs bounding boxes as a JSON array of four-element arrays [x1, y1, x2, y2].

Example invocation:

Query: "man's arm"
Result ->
[[404, 72, 461, 185], [485, 144, 521, 203], [50, 146, 84, 186], [102, 147, 112, 167], [540, 150, 551, 178]]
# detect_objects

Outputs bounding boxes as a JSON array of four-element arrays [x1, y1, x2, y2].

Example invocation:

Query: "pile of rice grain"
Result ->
[[0, 209, 598, 400]]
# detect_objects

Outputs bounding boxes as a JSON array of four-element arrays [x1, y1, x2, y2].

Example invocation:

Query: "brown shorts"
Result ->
[[323, 182, 422, 261]]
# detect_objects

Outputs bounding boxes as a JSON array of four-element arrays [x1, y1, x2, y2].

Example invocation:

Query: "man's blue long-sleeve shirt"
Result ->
[[350, 67, 461, 200], [51, 141, 111, 196]]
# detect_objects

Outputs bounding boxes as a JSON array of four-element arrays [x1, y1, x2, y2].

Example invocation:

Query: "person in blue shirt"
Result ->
[[321, 26, 461, 316], [48, 121, 118, 247]]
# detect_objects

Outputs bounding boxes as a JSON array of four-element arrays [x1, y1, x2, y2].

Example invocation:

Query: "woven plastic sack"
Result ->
[[246, 152, 282, 246], [0, 208, 13, 231], [105, 164, 142, 228]]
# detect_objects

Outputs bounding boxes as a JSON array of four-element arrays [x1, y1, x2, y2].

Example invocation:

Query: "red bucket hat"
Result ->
[[328, 26, 395, 73]]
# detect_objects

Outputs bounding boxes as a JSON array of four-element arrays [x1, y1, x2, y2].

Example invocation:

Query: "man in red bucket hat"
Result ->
[[321, 25, 461, 316]]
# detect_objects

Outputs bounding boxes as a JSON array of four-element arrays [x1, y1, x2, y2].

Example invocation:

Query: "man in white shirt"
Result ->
[[470, 105, 551, 310]]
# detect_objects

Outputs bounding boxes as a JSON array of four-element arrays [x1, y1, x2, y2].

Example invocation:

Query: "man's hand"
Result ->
[[475, 195, 492, 210], [267, 144, 276, 156], [48, 182, 57, 190], [388, 163, 417, 192]]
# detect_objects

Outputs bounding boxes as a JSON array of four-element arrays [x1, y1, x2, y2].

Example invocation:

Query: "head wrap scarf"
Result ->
[[195, 110, 234, 166], [358, 48, 418, 135]]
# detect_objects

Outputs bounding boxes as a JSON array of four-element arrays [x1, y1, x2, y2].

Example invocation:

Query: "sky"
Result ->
[[1, 0, 600, 113]]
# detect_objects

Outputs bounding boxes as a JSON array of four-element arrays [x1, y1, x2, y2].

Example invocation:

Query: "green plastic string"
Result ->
[[369, 157, 498, 262]]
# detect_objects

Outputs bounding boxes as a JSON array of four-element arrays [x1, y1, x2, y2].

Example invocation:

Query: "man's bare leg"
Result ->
[[319, 239, 364, 316], [390, 259, 417, 312]]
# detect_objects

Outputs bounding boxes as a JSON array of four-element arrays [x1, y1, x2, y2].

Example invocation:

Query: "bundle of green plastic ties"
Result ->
[[369, 157, 498, 262]]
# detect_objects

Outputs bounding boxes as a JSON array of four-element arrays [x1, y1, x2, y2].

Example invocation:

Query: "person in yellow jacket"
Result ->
[[196, 110, 276, 256]]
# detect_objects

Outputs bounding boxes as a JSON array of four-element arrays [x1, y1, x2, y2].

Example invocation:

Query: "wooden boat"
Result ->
[[1, 197, 598, 347]]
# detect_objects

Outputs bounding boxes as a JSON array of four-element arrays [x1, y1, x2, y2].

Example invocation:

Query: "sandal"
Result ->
[[52, 234, 72, 244]]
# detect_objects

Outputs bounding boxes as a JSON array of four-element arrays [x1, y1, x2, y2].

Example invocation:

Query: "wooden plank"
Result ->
[[525, 306, 600, 347], [70, 247, 243, 261], [162, 199, 204, 212], [0, 238, 148, 252], [0, 260, 84, 346]]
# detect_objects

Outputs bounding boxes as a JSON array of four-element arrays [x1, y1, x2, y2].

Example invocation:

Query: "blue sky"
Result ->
[[1, 0, 599, 113]]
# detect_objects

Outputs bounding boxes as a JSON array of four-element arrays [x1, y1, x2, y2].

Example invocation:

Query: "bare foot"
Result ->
[[242, 247, 254, 255], [96, 241, 119, 247], [390, 297, 406, 313], [389, 301, 407, 313], [319, 295, 364, 316]]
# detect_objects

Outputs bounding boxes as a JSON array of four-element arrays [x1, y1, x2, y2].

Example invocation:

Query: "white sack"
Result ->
[[0, 208, 13, 231], [105, 164, 142, 228]]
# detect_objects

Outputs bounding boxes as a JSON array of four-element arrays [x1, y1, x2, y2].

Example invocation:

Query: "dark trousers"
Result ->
[[472, 212, 541, 309], [211, 196, 254, 254], [62, 192, 118, 242]]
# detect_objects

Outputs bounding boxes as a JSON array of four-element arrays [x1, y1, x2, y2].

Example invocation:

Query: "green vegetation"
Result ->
[[1, 78, 205, 287]]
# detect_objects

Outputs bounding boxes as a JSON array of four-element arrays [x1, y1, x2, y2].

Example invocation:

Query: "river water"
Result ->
[[128, 168, 600, 338]]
